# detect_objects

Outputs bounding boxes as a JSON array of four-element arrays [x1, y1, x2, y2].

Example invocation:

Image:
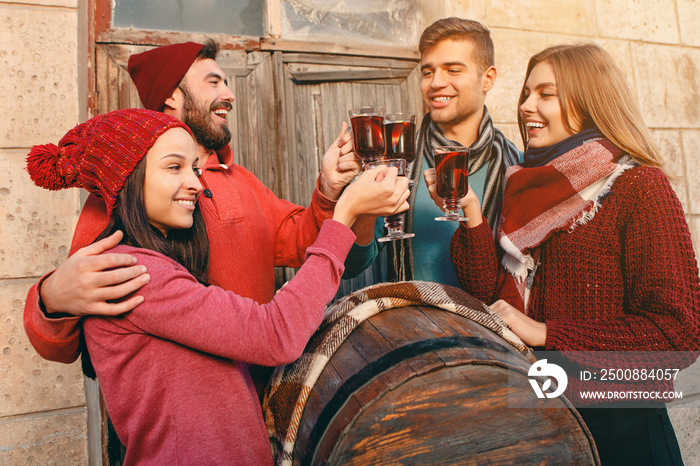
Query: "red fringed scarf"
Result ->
[[497, 138, 637, 311]]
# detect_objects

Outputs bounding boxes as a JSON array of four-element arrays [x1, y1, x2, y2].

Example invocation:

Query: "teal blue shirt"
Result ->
[[343, 160, 490, 286]]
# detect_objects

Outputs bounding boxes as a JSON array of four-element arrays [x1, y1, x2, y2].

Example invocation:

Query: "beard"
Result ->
[[180, 85, 232, 151]]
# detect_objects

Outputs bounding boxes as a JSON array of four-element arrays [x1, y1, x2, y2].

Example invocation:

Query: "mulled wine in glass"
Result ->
[[434, 146, 470, 222], [383, 113, 415, 163], [348, 106, 385, 167], [371, 113, 416, 242]]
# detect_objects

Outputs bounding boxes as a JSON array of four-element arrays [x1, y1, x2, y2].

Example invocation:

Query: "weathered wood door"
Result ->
[[95, 44, 421, 294], [271, 51, 422, 295], [95, 44, 281, 192]]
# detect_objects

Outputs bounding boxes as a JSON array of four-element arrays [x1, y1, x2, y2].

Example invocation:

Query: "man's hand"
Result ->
[[319, 122, 362, 200], [40, 231, 150, 317], [489, 299, 547, 347]]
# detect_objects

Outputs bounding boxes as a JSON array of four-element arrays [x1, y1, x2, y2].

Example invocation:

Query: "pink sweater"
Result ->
[[24, 145, 336, 363], [83, 220, 355, 465]]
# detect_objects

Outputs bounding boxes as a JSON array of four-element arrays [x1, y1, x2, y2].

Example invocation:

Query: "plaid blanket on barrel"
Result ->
[[262, 280, 528, 465]]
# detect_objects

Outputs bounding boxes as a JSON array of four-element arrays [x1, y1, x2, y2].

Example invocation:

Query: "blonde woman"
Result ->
[[442, 44, 699, 464]]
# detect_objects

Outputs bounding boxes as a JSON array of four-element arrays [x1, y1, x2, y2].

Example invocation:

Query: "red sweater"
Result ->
[[451, 167, 700, 400], [24, 145, 336, 363], [83, 220, 354, 465]]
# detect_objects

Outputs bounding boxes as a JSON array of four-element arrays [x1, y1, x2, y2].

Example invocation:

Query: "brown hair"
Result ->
[[197, 38, 219, 62], [518, 43, 664, 171], [419, 17, 494, 72]]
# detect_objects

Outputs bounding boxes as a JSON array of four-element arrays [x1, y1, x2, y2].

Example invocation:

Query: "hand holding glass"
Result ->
[[434, 146, 470, 222], [366, 158, 415, 242]]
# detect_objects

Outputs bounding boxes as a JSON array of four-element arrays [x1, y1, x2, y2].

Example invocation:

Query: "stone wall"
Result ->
[[1, 0, 89, 463], [1, 0, 698, 464]]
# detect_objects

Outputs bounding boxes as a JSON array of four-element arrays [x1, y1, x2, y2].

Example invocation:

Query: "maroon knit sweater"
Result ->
[[451, 167, 700, 402]]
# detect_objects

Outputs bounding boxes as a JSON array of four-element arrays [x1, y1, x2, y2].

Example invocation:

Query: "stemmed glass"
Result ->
[[348, 107, 385, 167], [371, 113, 417, 242], [434, 146, 470, 222]]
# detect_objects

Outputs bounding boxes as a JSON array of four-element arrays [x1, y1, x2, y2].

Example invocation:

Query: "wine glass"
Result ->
[[384, 113, 417, 187], [383, 113, 415, 163], [348, 106, 385, 167], [365, 158, 416, 242], [434, 146, 470, 222]]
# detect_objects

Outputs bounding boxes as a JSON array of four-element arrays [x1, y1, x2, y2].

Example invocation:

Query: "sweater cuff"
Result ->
[[305, 219, 357, 267], [312, 176, 338, 220], [544, 319, 571, 351], [24, 273, 82, 363], [458, 216, 492, 240]]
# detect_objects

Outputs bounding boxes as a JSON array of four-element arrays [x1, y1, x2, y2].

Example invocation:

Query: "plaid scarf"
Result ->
[[498, 136, 637, 311], [263, 281, 527, 465], [387, 107, 520, 281]]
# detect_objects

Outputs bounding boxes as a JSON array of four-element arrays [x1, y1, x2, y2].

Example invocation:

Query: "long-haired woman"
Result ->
[[27, 108, 410, 465], [442, 44, 699, 464]]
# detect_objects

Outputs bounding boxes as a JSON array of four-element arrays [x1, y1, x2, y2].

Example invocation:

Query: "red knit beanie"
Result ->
[[26, 108, 192, 215], [127, 42, 205, 111]]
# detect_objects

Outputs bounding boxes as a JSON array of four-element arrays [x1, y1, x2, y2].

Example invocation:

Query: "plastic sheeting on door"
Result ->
[[280, 0, 422, 47]]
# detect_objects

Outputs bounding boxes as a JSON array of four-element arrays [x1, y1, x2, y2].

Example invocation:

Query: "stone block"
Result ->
[[687, 216, 700, 262], [0, 149, 80, 279], [0, 4, 80, 147], [0, 280, 85, 417], [683, 131, 700, 214], [668, 405, 700, 466], [675, 357, 700, 398], [650, 129, 688, 213], [487, 0, 596, 36], [0, 409, 87, 465], [594, 39, 635, 92], [420, 0, 488, 27], [678, 0, 700, 47], [596, 0, 679, 44], [488, 30, 550, 126], [632, 44, 700, 129]]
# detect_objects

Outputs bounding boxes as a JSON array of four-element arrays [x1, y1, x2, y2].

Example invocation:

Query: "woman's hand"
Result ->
[[490, 299, 547, 347], [424, 168, 483, 228], [333, 166, 410, 228]]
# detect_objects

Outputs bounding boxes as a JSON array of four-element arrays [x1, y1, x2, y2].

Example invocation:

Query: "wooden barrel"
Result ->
[[268, 305, 599, 465]]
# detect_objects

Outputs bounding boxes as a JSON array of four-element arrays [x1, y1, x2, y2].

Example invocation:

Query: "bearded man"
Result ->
[[24, 40, 361, 369]]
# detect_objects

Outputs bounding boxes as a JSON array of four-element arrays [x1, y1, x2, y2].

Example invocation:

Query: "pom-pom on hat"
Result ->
[[128, 42, 205, 111], [26, 108, 192, 215]]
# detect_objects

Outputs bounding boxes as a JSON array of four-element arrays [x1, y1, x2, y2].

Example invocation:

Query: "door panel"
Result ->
[[273, 52, 421, 293]]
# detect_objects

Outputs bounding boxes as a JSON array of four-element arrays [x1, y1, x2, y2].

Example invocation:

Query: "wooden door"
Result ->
[[95, 45, 280, 190], [91, 44, 420, 463], [272, 51, 422, 295]]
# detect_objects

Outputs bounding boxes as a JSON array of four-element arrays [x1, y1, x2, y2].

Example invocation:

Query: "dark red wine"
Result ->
[[383, 121, 415, 162], [351, 115, 384, 161], [435, 150, 469, 199]]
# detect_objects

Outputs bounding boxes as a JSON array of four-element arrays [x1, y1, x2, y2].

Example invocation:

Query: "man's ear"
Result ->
[[163, 87, 184, 114], [482, 66, 497, 93]]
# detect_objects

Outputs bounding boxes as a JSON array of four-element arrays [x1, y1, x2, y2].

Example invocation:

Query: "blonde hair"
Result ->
[[518, 43, 664, 172]]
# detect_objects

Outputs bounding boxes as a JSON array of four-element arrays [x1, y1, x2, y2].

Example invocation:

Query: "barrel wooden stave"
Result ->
[[286, 305, 598, 465]]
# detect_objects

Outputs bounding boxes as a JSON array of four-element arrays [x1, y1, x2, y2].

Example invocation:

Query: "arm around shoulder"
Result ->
[[24, 276, 81, 363]]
